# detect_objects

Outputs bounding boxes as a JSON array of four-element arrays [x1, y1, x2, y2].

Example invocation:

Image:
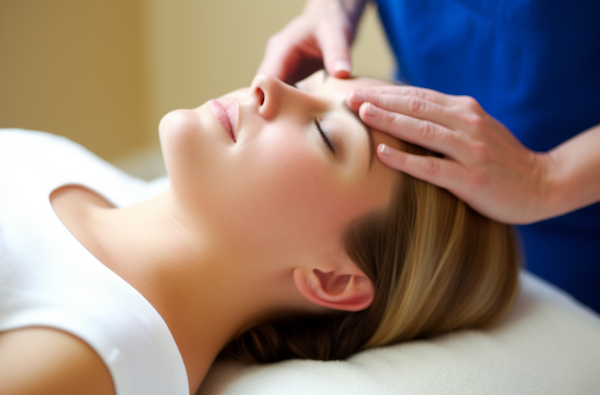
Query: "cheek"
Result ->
[[217, 128, 366, 253], [240, 132, 334, 219]]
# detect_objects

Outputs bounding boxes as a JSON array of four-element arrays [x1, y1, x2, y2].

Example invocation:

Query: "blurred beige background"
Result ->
[[0, 0, 393, 179]]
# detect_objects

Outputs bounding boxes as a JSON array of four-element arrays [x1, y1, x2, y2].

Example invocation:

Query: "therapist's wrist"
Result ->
[[531, 151, 566, 223]]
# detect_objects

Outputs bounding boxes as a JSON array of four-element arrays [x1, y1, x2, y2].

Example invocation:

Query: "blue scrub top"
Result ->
[[373, 0, 600, 312]]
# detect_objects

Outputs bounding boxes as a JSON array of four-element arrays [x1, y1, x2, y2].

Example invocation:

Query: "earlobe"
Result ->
[[293, 266, 374, 312]]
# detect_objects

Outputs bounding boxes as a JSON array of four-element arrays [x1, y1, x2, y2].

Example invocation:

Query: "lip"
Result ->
[[208, 98, 238, 142]]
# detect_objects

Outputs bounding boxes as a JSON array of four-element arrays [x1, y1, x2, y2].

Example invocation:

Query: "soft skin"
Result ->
[[4, 72, 403, 395]]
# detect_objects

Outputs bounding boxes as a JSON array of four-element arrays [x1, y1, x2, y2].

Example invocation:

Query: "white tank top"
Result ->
[[0, 129, 188, 395]]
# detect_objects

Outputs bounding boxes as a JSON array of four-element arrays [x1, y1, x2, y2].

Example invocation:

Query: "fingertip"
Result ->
[[347, 90, 366, 111], [333, 69, 351, 79], [332, 60, 351, 78], [376, 145, 406, 171], [357, 102, 369, 119], [378, 143, 392, 156], [363, 102, 380, 117]]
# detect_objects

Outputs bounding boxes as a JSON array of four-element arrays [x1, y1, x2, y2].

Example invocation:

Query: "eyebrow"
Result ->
[[323, 69, 375, 168]]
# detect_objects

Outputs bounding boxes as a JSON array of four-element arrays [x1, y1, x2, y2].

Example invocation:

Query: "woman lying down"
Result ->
[[0, 71, 519, 395]]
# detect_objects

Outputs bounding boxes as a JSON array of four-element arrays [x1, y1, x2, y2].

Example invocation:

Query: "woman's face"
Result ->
[[159, 71, 402, 261]]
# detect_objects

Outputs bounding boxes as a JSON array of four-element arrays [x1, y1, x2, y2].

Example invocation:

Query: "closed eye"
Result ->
[[290, 78, 336, 154], [314, 119, 335, 153]]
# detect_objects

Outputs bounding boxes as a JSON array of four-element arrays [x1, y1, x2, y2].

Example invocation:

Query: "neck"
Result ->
[[54, 188, 302, 393]]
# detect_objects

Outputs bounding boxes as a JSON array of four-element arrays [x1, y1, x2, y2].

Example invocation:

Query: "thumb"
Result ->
[[315, 20, 352, 78]]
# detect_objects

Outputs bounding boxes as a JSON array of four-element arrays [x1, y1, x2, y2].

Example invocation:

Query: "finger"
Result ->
[[358, 85, 456, 106], [257, 41, 322, 83], [352, 92, 466, 131], [257, 22, 323, 82], [315, 20, 352, 78], [359, 103, 468, 158], [377, 144, 464, 190], [348, 89, 451, 113], [257, 51, 288, 82], [347, 87, 450, 112]]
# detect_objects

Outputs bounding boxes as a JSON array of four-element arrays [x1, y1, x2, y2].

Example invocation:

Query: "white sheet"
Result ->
[[198, 272, 600, 395]]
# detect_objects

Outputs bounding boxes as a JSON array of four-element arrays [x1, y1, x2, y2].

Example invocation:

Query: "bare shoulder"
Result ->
[[0, 327, 115, 395]]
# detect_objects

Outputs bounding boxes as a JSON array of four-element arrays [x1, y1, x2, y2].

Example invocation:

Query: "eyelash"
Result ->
[[314, 119, 335, 153], [291, 82, 335, 153]]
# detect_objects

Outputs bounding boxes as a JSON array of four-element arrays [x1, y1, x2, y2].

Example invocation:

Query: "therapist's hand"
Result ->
[[347, 86, 553, 224], [257, 0, 367, 84]]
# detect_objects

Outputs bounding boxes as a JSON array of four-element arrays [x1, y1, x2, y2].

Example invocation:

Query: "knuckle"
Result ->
[[460, 112, 486, 131], [417, 120, 438, 141], [471, 116, 487, 132], [423, 157, 441, 176], [460, 95, 484, 113], [404, 87, 425, 99], [386, 111, 401, 127], [408, 96, 427, 115], [393, 150, 408, 167]]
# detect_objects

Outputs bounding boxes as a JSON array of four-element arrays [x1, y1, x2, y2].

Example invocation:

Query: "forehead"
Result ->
[[300, 71, 388, 95]]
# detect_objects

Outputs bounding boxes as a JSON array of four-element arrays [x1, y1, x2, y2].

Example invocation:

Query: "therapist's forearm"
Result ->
[[543, 122, 600, 219]]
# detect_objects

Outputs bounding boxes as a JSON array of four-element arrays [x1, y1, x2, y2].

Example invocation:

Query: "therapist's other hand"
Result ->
[[257, 0, 366, 84], [348, 86, 553, 225]]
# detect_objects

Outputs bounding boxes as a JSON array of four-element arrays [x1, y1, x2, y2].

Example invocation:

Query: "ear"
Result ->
[[292, 257, 374, 312]]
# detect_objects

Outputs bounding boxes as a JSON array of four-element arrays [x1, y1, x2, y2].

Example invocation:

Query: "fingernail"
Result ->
[[334, 60, 351, 74], [365, 103, 380, 116], [350, 90, 366, 103], [379, 144, 392, 156]]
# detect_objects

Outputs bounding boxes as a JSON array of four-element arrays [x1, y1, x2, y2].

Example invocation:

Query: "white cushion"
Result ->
[[198, 272, 600, 395]]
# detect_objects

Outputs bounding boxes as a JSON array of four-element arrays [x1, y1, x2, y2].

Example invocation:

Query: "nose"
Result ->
[[250, 73, 311, 121], [250, 74, 286, 120]]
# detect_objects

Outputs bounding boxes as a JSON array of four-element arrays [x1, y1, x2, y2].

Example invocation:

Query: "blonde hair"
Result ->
[[220, 143, 520, 362]]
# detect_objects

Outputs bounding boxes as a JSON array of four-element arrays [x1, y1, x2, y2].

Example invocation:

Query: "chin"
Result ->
[[159, 109, 203, 140], [158, 108, 209, 175]]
